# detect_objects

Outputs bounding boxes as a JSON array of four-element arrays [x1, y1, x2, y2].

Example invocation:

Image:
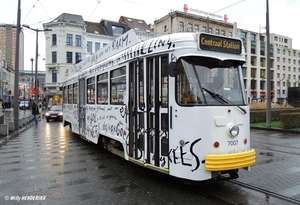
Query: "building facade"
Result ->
[[237, 30, 300, 105], [0, 24, 24, 71], [153, 10, 236, 37]]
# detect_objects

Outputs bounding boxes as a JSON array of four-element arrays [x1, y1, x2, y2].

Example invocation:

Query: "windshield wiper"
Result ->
[[202, 87, 228, 104], [202, 88, 247, 114]]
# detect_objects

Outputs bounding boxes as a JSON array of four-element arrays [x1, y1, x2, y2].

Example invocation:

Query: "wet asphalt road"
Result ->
[[0, 117, 299, 204]]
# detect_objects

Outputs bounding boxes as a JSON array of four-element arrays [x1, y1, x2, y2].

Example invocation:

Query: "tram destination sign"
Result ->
[[199, 33, 242, 55]]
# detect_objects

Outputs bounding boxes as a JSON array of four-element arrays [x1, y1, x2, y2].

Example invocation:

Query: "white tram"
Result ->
[[62, 30, 256, 181]]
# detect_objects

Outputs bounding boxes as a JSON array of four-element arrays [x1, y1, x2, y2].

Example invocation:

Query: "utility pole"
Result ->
[[13, 0, 21, 130], [31, 58, 34, 99], [266, 0, 271, 127]]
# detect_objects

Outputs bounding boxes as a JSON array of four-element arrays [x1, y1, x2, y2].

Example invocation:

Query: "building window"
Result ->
[[66, 34, 73, 46], [112, 26, 124, 37], [194, 25, 199, 32], [202, 26, 206, 32], [75, 52, 82, 64], [251, 33, 255, 42], [274, 36, 278, 41], [87, 41, 92, 53], [52, 52, 57, 63], [103, 43, 107, 47], [75, 35, 81, 47], [241, 31, 246, 39], [260, 45, 265, 55], [66, 52, 72, 64], [52, 70, 57, 82], [95, 42, 100, 51], [187, 23, 192, 32], [251, 44, 256, 54], [228, 32, 232, 37], [52, 34, 57, 46], [220, 30, 225, 36], [215, 29, 220, 35], [179, 21, 184, 32], [208, 28, 212, 33]]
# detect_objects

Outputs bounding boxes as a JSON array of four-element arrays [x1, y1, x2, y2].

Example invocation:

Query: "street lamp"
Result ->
[[22, 24, 51, 102]]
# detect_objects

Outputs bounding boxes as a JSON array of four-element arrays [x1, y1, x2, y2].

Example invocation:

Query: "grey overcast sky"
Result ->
[[1, 0, 299, 71]]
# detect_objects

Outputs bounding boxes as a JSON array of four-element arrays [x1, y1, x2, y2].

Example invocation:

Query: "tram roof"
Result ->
[[63, 30, 245, 83]]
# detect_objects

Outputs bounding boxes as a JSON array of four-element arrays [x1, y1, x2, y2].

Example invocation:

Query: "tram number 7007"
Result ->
[[228, 140, 238, 146]]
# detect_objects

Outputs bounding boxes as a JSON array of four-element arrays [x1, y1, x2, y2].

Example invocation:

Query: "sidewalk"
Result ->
[[0, 109, 35, 143]]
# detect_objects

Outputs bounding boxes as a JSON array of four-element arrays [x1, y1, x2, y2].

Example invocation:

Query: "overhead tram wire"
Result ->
[[37, 0, 52, 21], [22, 0, 39, 24], [22, 0, 52, 26], [87, 0, 103, 21], [213, 0, 245, 14]]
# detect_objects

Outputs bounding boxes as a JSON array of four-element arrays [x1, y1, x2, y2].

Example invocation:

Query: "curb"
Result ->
[[250, 126, 300, 134]]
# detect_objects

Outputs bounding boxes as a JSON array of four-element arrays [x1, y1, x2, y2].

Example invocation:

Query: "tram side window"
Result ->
[[63, 86, 68, 103], [87, 77, 95, 104], [68, 85, 73, 104], [97, 73, 108, 104], [73, 83, 78, 104], [111, 67, 126, 105], [161, 56, 168, 108]]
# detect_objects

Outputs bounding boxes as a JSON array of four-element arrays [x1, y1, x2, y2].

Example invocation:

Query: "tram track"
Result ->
[[252, 144, 300, 156], [230, 180, 300, 205]]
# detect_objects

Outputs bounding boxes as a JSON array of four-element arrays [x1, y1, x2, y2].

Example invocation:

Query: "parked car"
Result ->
[[45, 105, 63, 122], [19, 100, 29, 110]]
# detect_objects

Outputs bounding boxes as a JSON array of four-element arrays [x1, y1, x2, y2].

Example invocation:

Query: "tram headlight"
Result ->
[[228, 123, 239, 137]]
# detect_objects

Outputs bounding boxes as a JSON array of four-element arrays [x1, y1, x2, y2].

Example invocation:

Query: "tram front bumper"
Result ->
[[205, 149, 256, 171]]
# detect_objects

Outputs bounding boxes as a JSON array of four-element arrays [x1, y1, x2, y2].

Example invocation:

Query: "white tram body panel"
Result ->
[[62, 30, 255, 181]]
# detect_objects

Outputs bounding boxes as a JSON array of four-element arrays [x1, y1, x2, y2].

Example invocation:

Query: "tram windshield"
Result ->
[[176, 56, 246, 106]]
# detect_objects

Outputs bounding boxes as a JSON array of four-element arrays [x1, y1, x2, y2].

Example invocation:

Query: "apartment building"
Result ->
[[153, 10, 236, 37], [237, 30, 300, 104], [0, 24, 24, 71]]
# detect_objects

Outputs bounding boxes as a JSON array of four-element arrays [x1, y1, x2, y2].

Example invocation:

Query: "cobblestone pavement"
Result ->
[[237, 129, 300, 202], [0, 120, 218, 205]]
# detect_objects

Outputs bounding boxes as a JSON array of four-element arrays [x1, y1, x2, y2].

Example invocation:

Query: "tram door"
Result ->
[[78, 78, 86, 136], [129, 56, 169, 169]]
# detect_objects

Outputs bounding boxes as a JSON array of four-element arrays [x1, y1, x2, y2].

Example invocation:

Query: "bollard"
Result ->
[[0, 114, 4, 124], [8, 121, 14, 132], [19, 118, 23, 128], [0, 124, 8, 136], [22, 117, 26, 126]]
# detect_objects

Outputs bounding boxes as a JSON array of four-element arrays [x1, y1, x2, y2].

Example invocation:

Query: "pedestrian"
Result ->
[[29, 101, 39, 125]]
